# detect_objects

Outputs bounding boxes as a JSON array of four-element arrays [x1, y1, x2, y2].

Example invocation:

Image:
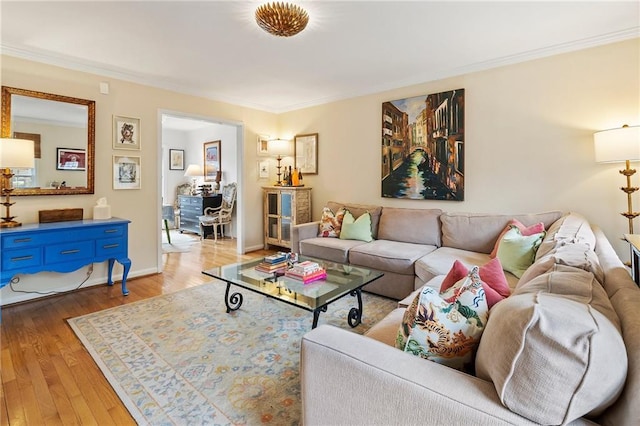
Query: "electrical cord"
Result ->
[[8, 264, 94, 295]]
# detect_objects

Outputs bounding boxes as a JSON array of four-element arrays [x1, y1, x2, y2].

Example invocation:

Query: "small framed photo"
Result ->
[[169, 149, 184, 170], [258, 160, 269, 179], [295, 133, 318, 174], [257, 134, 270, 156], [56, 148, 86, 171], [113, 115, 141, 150], [113, 155, 141, 190], [203, 140, 221, 182]]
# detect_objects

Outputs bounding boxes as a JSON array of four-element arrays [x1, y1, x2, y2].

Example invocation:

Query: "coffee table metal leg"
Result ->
[[312, 305, 328, 329], [347, 288, 363, 327], [224, 282, 243, 313]]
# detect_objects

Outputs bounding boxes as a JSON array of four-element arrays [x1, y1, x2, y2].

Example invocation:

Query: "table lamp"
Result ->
[[594, 124, 640, 233], [184, 164, 202, 195], [268, 139, 293, 185], [0, 138, 35, 227]]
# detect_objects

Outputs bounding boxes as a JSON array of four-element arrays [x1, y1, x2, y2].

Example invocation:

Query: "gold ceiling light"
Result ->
[[255, 2, 309, 37]]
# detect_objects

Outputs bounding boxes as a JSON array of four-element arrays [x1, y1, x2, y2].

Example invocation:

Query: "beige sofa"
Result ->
[[295, 203, 640, 425]]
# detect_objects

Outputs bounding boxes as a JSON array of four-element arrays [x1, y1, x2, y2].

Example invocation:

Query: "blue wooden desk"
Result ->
[[0, 218, 132, 295]]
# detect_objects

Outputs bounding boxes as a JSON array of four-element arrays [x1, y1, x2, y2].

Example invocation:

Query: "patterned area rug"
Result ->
[[68, 281, 397, 425]]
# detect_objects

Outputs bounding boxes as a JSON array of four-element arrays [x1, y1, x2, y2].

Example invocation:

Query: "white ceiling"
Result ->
[[1, 1, 638, 114]]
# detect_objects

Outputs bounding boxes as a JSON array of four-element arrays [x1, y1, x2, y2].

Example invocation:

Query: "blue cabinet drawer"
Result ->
[[61, 225, 125, 242], [1, 248, 42, 271], [1, 234, 46, 249], [45, 241, 95, 264], [96, 237, 127, 257], [91, 225, 125, 239]]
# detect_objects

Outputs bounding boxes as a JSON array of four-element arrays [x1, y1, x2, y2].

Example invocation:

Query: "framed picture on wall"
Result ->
[[56, 148, 86, 170], [169, 149, 184, 170], [203, 140, 221, 182], [258, 160, 269, 179], [294, 133, 318, 174], [257, 134, 270, 156], [113, 155, 141, 190], [113, 115, 141, 150]]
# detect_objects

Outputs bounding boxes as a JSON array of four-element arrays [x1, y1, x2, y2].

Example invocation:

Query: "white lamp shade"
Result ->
[[594, 125, 640, 163], [268, 139, 293, 156], [184, 164, 202, 177], [0, 138, 35, 168]]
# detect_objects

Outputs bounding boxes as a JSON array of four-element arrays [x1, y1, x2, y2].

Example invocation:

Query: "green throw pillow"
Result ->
[[339, 210, 373, 242], [496, 226, 545, 278]]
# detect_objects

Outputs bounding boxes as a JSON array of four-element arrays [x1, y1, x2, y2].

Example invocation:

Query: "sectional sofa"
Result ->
[[292, 202, 640, 425]]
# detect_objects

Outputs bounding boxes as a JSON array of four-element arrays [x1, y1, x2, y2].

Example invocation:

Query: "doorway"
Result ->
[[158, 110, 244, 268]]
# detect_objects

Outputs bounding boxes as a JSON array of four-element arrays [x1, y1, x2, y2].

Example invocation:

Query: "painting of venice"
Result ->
[[382, 89, 464, 201]]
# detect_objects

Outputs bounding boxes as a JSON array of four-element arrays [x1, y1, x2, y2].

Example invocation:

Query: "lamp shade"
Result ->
[[0, 138, 35, 168], [184, 164, 202, 177], [594, 125, 640, 163], [268, 139, 293, 157]]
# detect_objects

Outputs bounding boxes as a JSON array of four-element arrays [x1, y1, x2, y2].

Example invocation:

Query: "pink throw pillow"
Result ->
[[490, 219, 545, 258], [440, 258, 510, 308]]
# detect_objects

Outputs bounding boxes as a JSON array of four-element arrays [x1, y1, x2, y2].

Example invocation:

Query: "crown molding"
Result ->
[[2, 28, 638, 114]]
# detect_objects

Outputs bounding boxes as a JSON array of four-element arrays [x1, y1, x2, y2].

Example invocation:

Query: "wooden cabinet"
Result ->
[[263, 186, 312, 250], [178, 195, 222, 235], [0, 218, 131, 295]]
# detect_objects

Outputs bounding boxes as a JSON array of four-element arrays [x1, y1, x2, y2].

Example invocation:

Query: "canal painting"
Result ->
[[381, 89, 464, 201]]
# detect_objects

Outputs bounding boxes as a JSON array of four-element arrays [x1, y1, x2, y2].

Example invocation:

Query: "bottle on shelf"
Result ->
[[292, 166, 300, 186], [297, 168, 303, 186], [287, 166, 293, 186]]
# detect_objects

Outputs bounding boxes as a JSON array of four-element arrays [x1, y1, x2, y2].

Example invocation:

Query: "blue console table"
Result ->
[[0, 218, 131, 295]]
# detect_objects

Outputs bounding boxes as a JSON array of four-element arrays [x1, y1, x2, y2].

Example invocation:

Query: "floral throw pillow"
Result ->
[[396, 267, 489, 373], [318, 207, 346, 237]]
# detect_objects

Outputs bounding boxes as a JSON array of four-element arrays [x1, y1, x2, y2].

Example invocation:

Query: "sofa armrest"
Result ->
[[300, 325, 538, 426], [291, 221, 319, 253]]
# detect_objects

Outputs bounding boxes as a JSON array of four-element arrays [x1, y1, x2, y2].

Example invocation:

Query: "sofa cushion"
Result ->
[[396, 267, 488, 373], [299, 237, 368, 264], [495, 227, 545, 278], [515, 264, 621, 330], [518, 241, 605, 287], [364, 307, 405, 347], [537, 212, 597, 260], [377, 207, 442, 246], [326, 201, 383, 239], [489, 219, 545, 258], [440, 259, 510, 308], [440, 211, 562, 254], [349, 240, 436, 275], [340, 210, 373, 242], [414, 247, 519, 290], [475, 292, 627, 425], [318, 206, 346, 238]]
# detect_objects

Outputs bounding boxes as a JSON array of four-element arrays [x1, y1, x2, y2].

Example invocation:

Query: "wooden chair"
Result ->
[[198, 183, 237, 241]]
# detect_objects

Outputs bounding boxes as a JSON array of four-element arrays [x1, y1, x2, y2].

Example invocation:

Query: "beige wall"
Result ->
[[1, 55, 277, 304], [279, 38, 639, 261], [1, 38, 638, 304]]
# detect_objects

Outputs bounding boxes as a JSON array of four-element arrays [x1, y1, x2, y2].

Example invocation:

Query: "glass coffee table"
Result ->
[[202, 256, 384, 329]]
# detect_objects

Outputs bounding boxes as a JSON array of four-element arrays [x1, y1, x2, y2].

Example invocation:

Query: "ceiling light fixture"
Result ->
[[255, 2, 309, 37]]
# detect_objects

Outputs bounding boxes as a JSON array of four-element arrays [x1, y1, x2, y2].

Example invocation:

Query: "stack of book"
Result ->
[[285, 260, 327, 284], [255, 253, 288, 273]]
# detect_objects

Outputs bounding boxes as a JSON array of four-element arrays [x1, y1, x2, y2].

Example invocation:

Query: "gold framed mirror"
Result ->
[[1, 86, 95, 196]]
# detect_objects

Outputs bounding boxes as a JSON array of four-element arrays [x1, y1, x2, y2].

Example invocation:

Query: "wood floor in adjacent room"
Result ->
[[0, 235, 274, 425]]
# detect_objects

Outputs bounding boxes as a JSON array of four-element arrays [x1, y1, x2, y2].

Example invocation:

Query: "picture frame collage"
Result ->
[[112, 115, 141, 190]]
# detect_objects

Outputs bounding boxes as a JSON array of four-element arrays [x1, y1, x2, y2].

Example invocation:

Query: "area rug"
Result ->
[[162, 229, 199, 253], [68, 281, 397, 425]]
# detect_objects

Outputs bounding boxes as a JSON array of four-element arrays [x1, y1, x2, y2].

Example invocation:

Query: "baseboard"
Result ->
[[0, 267, 159, 307]]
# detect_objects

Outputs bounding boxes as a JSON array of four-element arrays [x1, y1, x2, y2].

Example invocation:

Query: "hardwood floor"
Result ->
[[1, 234, 274, 425]]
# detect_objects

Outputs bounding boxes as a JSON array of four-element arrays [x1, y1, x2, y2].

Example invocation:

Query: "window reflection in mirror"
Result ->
[[1, 86, 95, 196]]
